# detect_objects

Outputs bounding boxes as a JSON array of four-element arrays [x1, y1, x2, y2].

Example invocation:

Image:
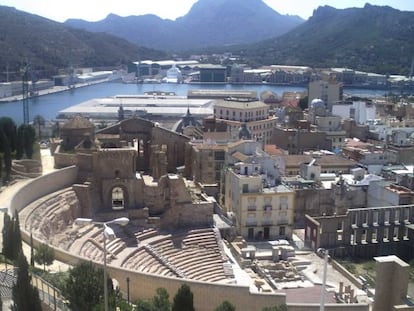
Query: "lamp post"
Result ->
[[319, 248, 329, 311], [74, 217, 129, 311], [126, 277, 130, 304]]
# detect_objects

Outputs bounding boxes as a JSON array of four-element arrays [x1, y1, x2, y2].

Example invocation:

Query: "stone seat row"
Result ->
[[121, 243, 227, 281], [132, 243, 228, 280], [122, 248, 178, 277]]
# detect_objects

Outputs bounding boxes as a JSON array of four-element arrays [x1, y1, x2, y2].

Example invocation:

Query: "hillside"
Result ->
[[65, 0, 303, 51], [0, 6, 167, 82], [242, 4, 414, 75]]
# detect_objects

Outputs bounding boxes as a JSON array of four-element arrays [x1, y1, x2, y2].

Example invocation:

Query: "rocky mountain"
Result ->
[[242, 4, 414, 75], [0, 6, 167, 82], [65, 0, 303, 51]]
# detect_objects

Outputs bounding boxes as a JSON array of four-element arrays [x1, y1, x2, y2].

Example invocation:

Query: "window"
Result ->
[[352, 213, 358, 227], [404, 208, 410, 223], [394, 209, 400, 224], [248, 202, 256, 211], [372, 228, 378, 243], [351, 230, 357, 245], [279, 226, 286, 236], [383, 227, 389, 242], [242, 184, 249, 193], [361, 229, 367, 243], [248, 228, 254, 239], [373, 211, 379, 225], [363, 212, 369, 226], [403, 227, 409, 240], [384, 210, 390, 224], [280, 196, 288, 210], [112, 187, 124, 210], [248, 197, 256, 204], [393, 227, 399, 241]]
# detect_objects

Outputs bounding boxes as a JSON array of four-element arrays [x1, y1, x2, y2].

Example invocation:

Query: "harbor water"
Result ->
[[0, 82, 389, 125]]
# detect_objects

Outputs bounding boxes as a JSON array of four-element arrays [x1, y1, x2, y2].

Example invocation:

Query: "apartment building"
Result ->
[[308, 79, 343, 111], [214, 99, 276, 144], [223, 144, 294, 240]]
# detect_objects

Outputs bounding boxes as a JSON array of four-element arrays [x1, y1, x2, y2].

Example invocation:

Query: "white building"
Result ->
[[332, 101, 377, 124]]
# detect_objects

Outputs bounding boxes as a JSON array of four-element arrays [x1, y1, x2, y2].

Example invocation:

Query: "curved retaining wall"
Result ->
[[10, 165, 78, 214], [14, 167, 369, 311]]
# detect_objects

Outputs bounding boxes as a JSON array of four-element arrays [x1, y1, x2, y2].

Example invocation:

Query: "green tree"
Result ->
[[2, 211, 22, 262], [133, 287, 171, 311], [215, 300, 236, 311], [19, 124, 36, 159], [34, 243, 55, 271], [12, 210, 23, 261], [16, 124, 36, 159], [32, 115, 45, 139], [12, 251, 42, 311], [0, 130, 12, 182], [15, 125, 25, 160], [64, 261, 104, 311], [153, 287, 171, 311], [30, 233, 34, 266], [172, 284, 194, 311], [1, 213, 11, 258], [0, 117, 17, 152], [135, 299, 153, 311]]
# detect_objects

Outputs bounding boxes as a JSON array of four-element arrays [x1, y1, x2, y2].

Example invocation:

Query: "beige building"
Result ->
[[271, 126, 331, 154], [308, 79, 343, 111], [184, 140, 228, 198], [224, 160, 294, 240], [214, 99, 276, 144], [281, 152, 357, 176]]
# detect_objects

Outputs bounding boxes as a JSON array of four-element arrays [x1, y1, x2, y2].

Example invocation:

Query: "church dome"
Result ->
[[310, 98, 325, 108], [172, 107, 202, 134], [238, 123, 252, 140]]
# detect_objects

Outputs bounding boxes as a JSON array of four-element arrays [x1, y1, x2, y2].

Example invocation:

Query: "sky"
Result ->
[[1, 0, 413, 22]]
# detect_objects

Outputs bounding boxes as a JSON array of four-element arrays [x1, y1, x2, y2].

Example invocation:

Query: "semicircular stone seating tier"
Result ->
[[21, 188, 235, 283]]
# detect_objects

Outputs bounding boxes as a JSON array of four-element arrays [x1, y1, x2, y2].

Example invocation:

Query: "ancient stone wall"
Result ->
[[93, 149, 137, 180], [151, 126, 189, 172], [54, 152, 78, 169]]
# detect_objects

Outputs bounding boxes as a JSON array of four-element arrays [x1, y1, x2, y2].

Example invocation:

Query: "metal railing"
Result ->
[[32, 274, 71, 311]]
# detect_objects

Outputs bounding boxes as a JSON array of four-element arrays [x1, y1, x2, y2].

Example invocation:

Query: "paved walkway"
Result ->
[[0, 148, 69, 273]]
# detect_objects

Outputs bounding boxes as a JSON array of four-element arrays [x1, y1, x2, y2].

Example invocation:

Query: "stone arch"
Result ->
[[110, 185, 129, 210]]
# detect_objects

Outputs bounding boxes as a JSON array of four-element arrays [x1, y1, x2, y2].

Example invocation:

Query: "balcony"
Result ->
[[246, 219, 257, 226], [247, 205, 257, 211], [277, 218, 289, 225], [263, 205, 272, 211], [262, 220, 273, 226]]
